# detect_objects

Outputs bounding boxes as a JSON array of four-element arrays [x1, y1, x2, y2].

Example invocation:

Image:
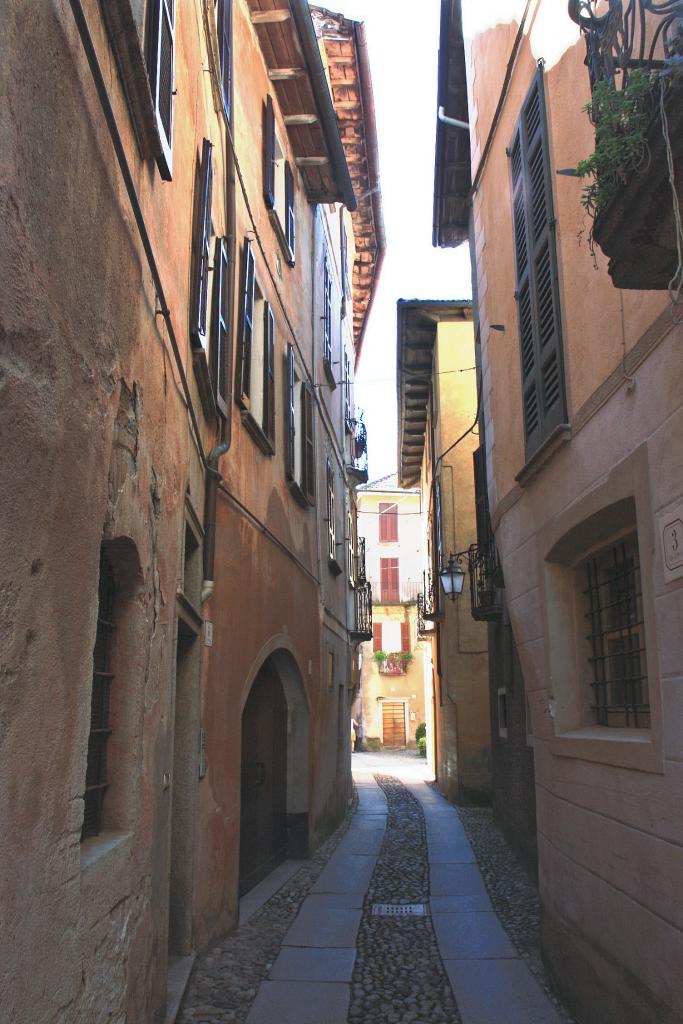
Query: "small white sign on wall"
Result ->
[[660, 504, 683, 584]]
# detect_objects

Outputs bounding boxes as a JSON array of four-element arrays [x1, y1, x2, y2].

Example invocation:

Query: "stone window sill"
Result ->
[[516, 423, 571, 489], [81, 830, 133, 872], [241, 411, 275, 456], [289, 479, 311, 509], [550, 726, 662, 774], [268, 210, 295, 268]]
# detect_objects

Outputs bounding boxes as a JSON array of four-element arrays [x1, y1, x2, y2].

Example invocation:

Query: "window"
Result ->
[[380, 557, 399, 604], [237, 240, 275, 452], [82, 548, 116, 840], [211, 236, 231, 417], [510, 71, 567, 457], [497, 688, 508, 739], [372, 622, 383, 652], [264, 96, 295, 264], [216, 0, 232, 120], [190, 139, 213, 351], [340, 213, 348, 317], [323, 256, 332, 366], [147, 0, 175, 180], [434, 479, 444, 570], [347, 504, 355, 584], [583, 535, 649, 728], [379, 502, 398, 543], [286, 345, 315, 504], [327, 459, 338, 567], [344, 351, 352, 431], [401, 621, 411, 653]]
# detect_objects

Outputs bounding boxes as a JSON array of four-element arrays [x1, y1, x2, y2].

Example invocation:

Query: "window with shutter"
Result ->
[[373, 622, 383, 653], [302, 384, 315, 505], [323, 257, 332, 365], [263, 304, 275, 446], [147, 0, 175, 180], [326, 459, 336, 561], [217, 0, 232, 120], [340, 214, 348, 317], [473, 447, 490, 550], [379, 503, 398, 543], [264, 95, 276, 209], [211, 236, 230, 417], [285, 162, 295, 259], [344, 351, 352, 430], [510, 71, 567, 458], [380, 558, 400, 603], [347, 505, 355, 584], [237, 239, 255, 408], [190, 139, 213, 350], [401, 621, 411, 654], [434, 479, 444, 571], [285, 345, 296, 480]]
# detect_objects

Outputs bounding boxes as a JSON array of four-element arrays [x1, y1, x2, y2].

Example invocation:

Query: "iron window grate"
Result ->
[[371, 903, 428, 918], [82, 549, 115, 839], [583, 535, 649, 728]]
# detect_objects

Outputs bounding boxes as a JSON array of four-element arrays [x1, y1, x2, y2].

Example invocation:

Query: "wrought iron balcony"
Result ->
[[347, 416, 369, 485], [569, 0, 683, 289], [356, 536, 367, 583], [468, 540, 504, 622], [368, 579, 422, 605], [350, 580, 373, 641], [421, 570, 443, 623]]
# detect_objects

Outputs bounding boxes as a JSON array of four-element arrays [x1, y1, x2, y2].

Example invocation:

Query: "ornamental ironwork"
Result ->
[[348, 415, 369, 484], [356, 536, 367, 583], [421, 569, 442, 622], [468, 539, 504, 622], [568, 0, 683, 92], [350, 580, 373, 641]]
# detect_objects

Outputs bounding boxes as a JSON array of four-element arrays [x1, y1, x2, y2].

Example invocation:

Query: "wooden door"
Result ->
[[239, 664, 288, 895], [382, 701, 406, 748]]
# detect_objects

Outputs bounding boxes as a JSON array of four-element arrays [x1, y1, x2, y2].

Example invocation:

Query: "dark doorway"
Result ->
[[239, 661, 288, 896]]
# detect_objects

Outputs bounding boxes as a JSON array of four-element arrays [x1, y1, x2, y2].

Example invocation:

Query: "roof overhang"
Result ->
[[311, 7, 386, 367], [432, 0, 471, 247], [247, 0, 356, 209], [397, 299, 474, 487]]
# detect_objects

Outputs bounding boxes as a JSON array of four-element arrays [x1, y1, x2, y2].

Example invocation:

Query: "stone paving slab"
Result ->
[[428, 842, 476, 864], [430, 893, 492, 913], [430, 862, 488, 897], [443, 959, 563, 1024], [301, 892, 365, 910], [312, 853, 377, 894], [269, 947, 356, 983], [283, 903, 362, 947], [245, 980, 350, 1024], [432, 911, 517, 959]]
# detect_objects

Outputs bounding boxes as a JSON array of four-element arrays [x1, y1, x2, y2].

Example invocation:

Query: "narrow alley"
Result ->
[[178, 753, 571, 1024]]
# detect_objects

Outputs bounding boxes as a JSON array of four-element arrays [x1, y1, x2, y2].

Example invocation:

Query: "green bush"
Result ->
[[417, 736, 427, 758], [415, 722, 426, 743]]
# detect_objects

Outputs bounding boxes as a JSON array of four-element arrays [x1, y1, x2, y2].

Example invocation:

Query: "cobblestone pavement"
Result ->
[[348, 776, 460, 1024], [177, 753, 572, 1024]]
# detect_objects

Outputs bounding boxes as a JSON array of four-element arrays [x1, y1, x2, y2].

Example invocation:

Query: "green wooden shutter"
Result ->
[[190, 139, 213, 350], [264, 95, 275, 209], [511, 71, 567, 457], [323, 257, 332, 363], [285, 345, 295, 480], [263, 303, 275, 445], [236, 239, 255, 408], [303, 385, 315, 505], [217, 0, 232, 120], [285, 161, 295, 259], [147, 0, 175, 180], [211, 236, 230, 417]]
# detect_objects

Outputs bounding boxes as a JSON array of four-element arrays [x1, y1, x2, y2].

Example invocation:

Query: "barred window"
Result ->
[[83, 548, 115, 839], [583, 535, 649, 728]]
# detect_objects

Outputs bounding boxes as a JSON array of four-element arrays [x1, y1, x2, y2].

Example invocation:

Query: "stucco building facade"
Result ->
[[0, 1, 381, 1021], [397, 302, 492, 806], [435, 1, 683, 1021]]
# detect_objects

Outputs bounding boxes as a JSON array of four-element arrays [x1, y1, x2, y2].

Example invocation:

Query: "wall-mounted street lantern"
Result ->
[[439, 552, 467, 601]]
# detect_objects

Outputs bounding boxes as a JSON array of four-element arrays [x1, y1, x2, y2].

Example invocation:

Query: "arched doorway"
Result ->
[[239, 649, 309, 896]]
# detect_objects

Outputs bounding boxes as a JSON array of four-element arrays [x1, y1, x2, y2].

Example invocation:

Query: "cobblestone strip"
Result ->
[[178, 796, 357, 1024], [348, 775, 461, 1024]]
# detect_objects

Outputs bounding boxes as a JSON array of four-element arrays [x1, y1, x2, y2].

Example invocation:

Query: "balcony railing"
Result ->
[[468, 540, 504, 621], [368, 579, 422, 605], [569, 0, 683, 91], [350, 580, 373, 641], [347, 416, 369, 485], [421, 570, 442, 623]]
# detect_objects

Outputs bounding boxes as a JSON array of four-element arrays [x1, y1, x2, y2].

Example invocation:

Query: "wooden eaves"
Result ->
[[310, 6, 386, 367], [433, 0, 471, 247], [397, 299, 473, 488], [248, 0, 356, 209]]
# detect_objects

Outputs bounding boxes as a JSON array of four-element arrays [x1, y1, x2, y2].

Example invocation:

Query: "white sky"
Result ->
[[320, 0, 473, 481]]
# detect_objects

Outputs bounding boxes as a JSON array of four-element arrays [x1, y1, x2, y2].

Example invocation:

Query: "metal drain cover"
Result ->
[[371, 903, 428, 917]]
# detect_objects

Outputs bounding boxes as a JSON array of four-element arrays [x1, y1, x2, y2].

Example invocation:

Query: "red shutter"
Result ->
[[373, 623, 383, 652], [380, 558, 399, 603], [389, 559, 399, 602], [401, 621, 410, 653], [379, 503, 398, 542]]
